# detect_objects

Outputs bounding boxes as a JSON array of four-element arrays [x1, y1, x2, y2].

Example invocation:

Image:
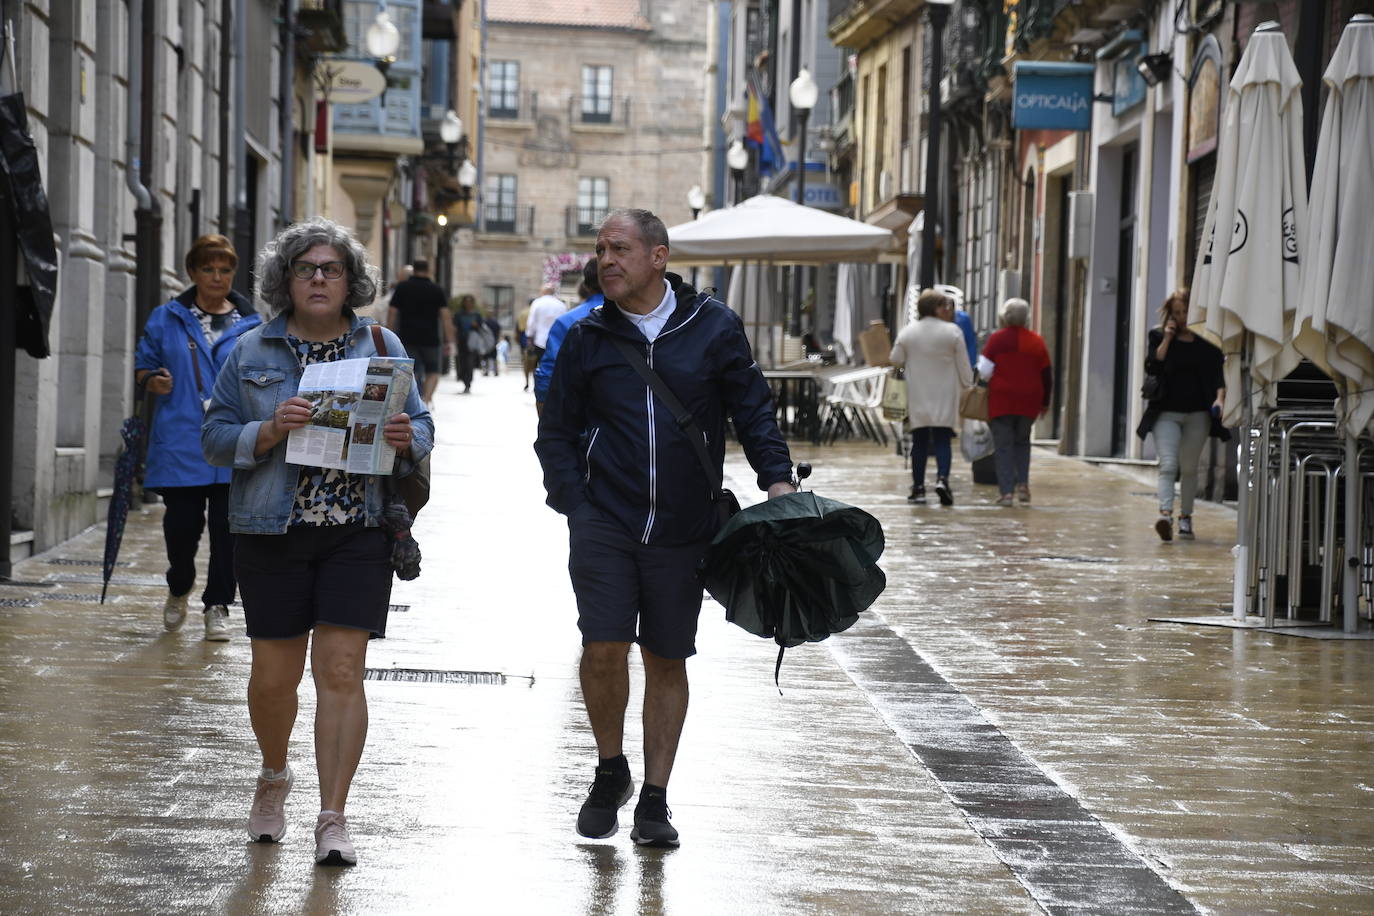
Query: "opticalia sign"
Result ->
[[1012, 62, 1094, 131]]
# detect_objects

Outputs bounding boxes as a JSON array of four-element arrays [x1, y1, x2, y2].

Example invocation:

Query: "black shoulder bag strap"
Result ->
[[608, 335, 722, 496]]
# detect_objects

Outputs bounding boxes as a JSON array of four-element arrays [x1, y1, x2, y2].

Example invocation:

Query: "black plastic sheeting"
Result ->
[[0, 92, 57, 358]]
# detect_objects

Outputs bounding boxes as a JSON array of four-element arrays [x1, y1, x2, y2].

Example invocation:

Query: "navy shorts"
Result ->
[[411, 345, 441, 375], [567, 502, 708, 659], [235, 524, 394, 640]]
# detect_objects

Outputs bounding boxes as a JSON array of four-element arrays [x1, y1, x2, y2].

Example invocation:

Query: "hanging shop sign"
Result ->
[[1011, 62, 1094, 131]]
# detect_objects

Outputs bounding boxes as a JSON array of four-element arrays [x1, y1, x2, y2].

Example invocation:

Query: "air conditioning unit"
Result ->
[[1067, 191, 1094, 260]]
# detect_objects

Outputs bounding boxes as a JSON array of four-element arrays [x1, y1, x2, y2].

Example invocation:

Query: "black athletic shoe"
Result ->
[[907, 485, 926, 503], [934, 478, 954, 506], [630, 788, 679, 848], [576, 763, 633, 839]]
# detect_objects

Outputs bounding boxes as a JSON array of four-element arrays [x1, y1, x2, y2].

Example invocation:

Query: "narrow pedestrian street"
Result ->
[[1, 368, 1371, 915]]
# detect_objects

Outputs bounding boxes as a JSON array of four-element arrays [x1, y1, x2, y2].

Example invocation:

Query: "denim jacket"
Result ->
[[201, 312, 435, 534]]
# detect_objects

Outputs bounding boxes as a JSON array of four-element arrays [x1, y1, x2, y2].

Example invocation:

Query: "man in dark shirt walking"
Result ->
[[387, 258, 454, 405]]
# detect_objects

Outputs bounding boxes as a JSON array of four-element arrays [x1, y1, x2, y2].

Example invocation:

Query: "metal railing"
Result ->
[[481, 205, 535, 236], [565, 205, 608, 239], [570, 95, 631, 128], [487, 90, 539, 122]]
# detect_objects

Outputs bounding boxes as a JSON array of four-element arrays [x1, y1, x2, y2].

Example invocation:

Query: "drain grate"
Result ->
[[363, 668, 506, 686], [1035, 554, 1121, 565], [45, 593, 117, 604], [0, 580, 55, 589], [45, 558, 130, 567], [0, 598, 39, 608], [45, 572, 167, 586], [389, 604, 409, 613]]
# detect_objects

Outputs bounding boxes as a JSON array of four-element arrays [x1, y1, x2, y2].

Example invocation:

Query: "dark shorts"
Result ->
[[235, 524, 394, 640], [411, 345, 441, 375], [567, 501, 708, 659]]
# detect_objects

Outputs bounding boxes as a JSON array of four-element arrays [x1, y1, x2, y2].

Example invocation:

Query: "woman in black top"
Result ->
[[1139, 289, 1226, 541]]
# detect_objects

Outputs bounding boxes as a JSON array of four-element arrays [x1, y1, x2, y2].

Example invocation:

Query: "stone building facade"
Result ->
[[450, 0, 709, 326]]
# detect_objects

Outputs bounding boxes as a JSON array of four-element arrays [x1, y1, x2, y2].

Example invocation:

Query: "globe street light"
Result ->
[[726, 139, 748, 204], [686, 184, 706, 220], [920, 0, 954, 291], [457, 158, 477, 203], [366, 7, 401, 80], [788, 67, 818, 337]]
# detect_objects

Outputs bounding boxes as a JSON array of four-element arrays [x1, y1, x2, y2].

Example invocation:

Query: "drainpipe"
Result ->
[[231, 0, 252, 295], [128, 0, 162, 337], [278, 0, 295, 227]]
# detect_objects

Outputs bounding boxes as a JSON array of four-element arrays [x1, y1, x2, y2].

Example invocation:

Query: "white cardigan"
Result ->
[[889, 316, 974, 430]]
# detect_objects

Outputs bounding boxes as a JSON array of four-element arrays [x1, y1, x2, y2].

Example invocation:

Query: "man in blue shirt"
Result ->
[[534, 257, 602, 414]]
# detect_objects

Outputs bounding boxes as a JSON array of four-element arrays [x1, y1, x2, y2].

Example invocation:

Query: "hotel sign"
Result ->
[[1012, 62, 1094, 131]]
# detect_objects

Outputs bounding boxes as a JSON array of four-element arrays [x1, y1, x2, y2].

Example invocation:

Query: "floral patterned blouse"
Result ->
[[287, 332, 367, 526]]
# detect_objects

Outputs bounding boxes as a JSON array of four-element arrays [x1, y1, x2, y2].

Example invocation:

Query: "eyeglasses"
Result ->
[[290, 260, 346, 281], [196, 265, 235, 278]]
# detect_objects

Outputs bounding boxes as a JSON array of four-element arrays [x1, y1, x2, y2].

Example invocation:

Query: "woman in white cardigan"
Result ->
[[889, 289, 974, 505]]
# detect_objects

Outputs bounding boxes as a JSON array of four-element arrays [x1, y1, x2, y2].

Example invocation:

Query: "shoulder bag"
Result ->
[[608, 336, 740, 527], [959, 381, 990, 422]]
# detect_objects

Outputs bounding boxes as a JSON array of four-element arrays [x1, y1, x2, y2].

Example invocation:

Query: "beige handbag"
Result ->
[[959, 384, 990, 422], [879, 369, 907, 421]]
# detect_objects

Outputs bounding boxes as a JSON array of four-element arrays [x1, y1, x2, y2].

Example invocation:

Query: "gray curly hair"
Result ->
[[255, 216, 379, 318]]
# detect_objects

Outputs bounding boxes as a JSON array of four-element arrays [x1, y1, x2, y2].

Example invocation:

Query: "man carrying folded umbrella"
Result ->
[[535, 208, 796, 848]]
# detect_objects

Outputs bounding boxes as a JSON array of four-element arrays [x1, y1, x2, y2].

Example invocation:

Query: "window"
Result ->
[[484, 174, 517, 232], [581, 65, 613, 123], [576, 178, 609, 235], [482, 285, 515, 330], [488, 61, 519, 118]]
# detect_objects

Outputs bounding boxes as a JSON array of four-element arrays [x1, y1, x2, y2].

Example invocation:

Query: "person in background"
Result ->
[[979, 298, 1051, 507], [1137, 288, 1226, 541], [451, 294, 481, 393], [481, 311, 503, 375], [203, 216, 433, 868], [525, 284, 567, 375], [387, 258, 453, 406], [889, 289, 973, 506], [135, 233, 261, 641], [534, 258, 603, 415], [516, 300, 534, 391]]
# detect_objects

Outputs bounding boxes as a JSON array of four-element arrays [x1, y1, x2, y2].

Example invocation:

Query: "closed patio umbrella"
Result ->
[[1188, 21, 1308, 622], [1294, 14, 1374, 632]]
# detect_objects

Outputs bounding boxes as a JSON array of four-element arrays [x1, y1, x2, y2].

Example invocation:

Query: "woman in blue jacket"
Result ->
[[134, 234, 260, 641]]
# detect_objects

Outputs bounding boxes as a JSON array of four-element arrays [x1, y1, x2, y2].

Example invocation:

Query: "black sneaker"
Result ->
[[934, 478, 954, 506], [576, 762, 633, 839], [907, 485, 926, 503], [630, 787, 679, 848]]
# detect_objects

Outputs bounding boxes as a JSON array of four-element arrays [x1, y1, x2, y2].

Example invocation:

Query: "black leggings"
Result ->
[[159, 484, 236, 609]]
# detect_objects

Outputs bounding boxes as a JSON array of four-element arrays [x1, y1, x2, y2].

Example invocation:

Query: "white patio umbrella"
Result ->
[[666, 195, 896, 266], [1190, 21, 1308, 426], [1294, 14, 1374, 632], [1188, 22, 1308, 622]]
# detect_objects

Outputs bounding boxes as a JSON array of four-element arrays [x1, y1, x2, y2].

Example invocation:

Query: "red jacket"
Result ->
[[983, 326, 1051, 418]]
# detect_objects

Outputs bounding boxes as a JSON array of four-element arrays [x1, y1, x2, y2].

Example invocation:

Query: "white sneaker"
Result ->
[[163, 592, 188, 631], [247, 765, 294, 843], [203, 605, 230, 641], [314, 812, 357, 866]]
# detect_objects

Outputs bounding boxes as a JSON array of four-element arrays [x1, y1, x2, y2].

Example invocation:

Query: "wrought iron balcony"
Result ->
[[565, 205, 608, 238], [487, 90, 539, 123], [295, 0, 347, 54], [481, 204, 535, 236], [571, 95, 631, 128]]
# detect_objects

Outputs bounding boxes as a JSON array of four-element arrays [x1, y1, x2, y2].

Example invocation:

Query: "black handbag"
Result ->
[[608, 336, 739, 527], [369, 326, 431, 518], [1141, 373, 1165, 402]]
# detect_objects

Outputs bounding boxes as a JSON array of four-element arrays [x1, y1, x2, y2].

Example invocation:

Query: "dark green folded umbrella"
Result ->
[[701, 491, 885, 684]]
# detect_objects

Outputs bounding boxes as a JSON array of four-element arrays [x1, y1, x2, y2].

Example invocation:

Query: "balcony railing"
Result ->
[[296, 0, 346, 53], [481, 205, 535, 236], [565, 205, 608, 238], [487, 90, 538, 122], [571, 95, 631, 128]]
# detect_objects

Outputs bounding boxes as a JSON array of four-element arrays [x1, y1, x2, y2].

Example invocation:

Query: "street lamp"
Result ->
[[788, 68, 818, 337], [687, 184, 706, 220], [457, 158, 477, 203], [439, 109, 464, 148], [920, 0, 954, 291], [726, 139, 748, 204], [366, 6, 401, 81]]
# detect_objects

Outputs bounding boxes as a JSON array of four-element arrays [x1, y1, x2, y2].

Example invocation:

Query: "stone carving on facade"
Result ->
[[518, 114, 578, 169]]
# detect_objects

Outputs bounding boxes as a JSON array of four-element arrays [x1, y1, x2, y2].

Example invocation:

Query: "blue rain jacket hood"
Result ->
[[134, 287, 261, 488], [535, 273, 792, 547]]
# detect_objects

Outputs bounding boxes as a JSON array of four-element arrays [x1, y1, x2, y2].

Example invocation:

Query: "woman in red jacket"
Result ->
[[979, 298, 1051, 506]]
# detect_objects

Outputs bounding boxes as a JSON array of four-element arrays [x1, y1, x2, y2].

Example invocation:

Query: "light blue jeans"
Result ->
[[1153, 410, 1211, 515]]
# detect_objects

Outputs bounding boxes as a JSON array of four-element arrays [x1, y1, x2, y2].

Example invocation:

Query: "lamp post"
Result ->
[[686, 185, 706, 286], [726, 139, 748, 204], [788, 68, 818, 338], [919, 0, 953, 291]]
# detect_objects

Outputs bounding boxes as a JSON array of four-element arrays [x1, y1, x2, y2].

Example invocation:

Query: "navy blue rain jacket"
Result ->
[[535, 273, 792, 547], [134, 287, 261, 489]]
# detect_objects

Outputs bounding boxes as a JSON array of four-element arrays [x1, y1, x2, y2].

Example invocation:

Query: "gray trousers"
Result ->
[[989, 414, 1034, 495], [1153, 410, 1210, 515]]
